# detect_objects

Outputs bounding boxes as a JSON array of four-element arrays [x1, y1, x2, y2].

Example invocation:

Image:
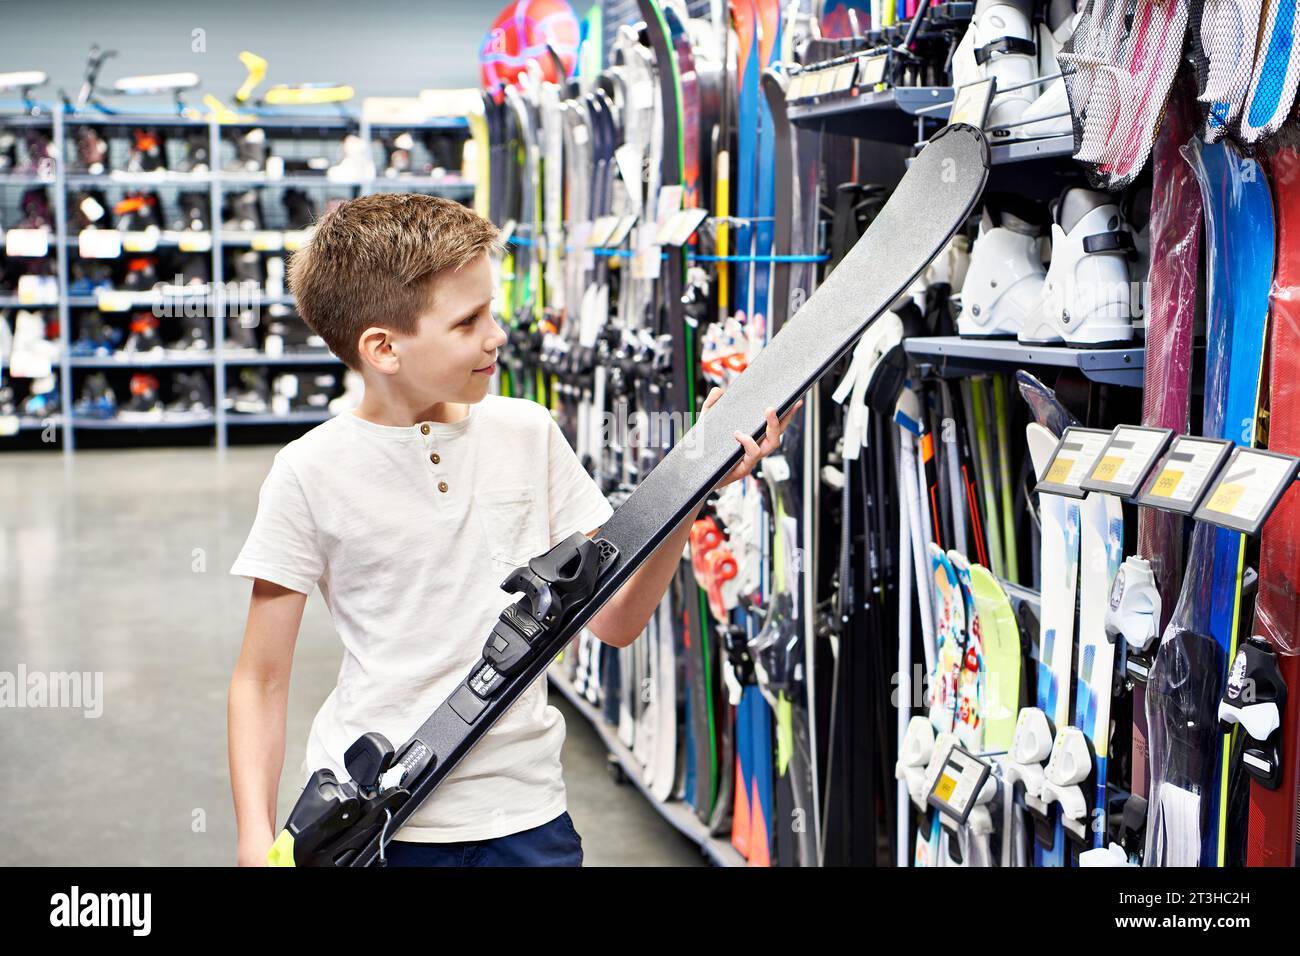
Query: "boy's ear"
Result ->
[[357, 326, 399, 373]]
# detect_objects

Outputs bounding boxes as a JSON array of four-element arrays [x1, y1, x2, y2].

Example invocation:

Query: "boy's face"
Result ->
[[397, 252, 506, 406]]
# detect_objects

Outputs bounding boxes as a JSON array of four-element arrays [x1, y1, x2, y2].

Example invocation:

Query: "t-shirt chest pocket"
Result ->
[[475, 486, 548, 570]]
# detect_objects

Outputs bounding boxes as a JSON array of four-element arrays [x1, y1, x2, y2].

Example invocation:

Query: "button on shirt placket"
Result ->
[[421, 423, 449, 495]]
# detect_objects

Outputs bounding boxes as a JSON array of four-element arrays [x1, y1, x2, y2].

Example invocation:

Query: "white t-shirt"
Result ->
[[230, 394, 613, 842]]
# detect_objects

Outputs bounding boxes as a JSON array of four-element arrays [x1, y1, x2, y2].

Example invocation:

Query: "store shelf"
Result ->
[[989, 133, 1074, 164], [547, 665, 747, 868], [0, 294, 57, 307], [71, 413, 216, 429], [222, 351, 340, 366], [62, 231, 217, 250], [224, 410, 333, 425], [790, 86, 952, 142], [63, 171, 214, 187], [0, 171, 57, 185], [63, 113, 208, 127], [904, 335, 1144, 387], [3, 415, 63, 432], [220, 173, 366, 188], [69, 352, 216, 368]]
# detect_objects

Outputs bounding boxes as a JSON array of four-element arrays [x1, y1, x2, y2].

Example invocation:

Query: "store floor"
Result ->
[[0, 447, 705, 867]]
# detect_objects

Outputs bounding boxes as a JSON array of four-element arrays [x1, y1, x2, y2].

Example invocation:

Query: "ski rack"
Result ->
[[789, 85, 953, 144], [546, 665, 747, 866], [903, 336, 1145, 388]]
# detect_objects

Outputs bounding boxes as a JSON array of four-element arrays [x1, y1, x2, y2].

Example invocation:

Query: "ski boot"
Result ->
[[169, 254, 211, 292], [225, 127, 267, 173], [956, 197, 1047, 338], [328, 370, 364, 414], [1021, 188, 1135, 346], [383, 131, 415, 177], [68, 189, 109, 231], [172, 314, 212, 352], [75, 126, 109, 175], [223, 190, 263, 231], [70, 312, 120, 356], [74, 373, 117, 419], [18, 187, 53, 229], [282, 188, 316, 229], [177, 128, 210, 173], [167, 371, 213, 415], [126, 127, 167, 173], [294, 372, 340, 411], [230, 250, 263, 288], [1218, 636, 1287, 788], [123, 313, 163, 353], [950, 0, 1039, 134], [171, 191, 210, 232], [119, 372, 163, 419], [23, 377, 59, 417], [114, 192, 162, 232], [425, 129, 466, 176], [225, 310, 260, 350], [122, 257, 159, 292], [264, 306, 325, 353], [228, 367, 271, 414], [0, 128, 16, 172], [328, 133, 375, 182], [21, 128, 56, 177], [1015, 2, 1080, 139]]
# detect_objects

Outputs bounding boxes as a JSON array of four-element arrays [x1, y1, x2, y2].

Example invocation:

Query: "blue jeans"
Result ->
[[380, 811, 584, 867]]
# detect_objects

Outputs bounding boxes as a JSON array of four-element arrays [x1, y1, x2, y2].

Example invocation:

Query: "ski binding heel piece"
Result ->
[[1217, 635, 1287, 788]]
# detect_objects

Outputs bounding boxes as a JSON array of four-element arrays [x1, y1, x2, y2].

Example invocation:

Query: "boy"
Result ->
[[228, 194, 793, 867]]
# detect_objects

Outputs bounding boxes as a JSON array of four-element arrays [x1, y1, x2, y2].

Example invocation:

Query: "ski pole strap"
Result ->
[[975, 37, 1037, 64]]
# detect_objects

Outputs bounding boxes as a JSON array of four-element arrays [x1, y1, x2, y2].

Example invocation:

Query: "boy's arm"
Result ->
[[586, 398, 799, 647], [228, 578, 307, 866]]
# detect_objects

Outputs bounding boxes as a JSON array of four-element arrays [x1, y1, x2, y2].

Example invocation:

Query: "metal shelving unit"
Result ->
[[1, 107, 474, 453], [547, 665, 746, 867], [904, 335, 1145, 387]]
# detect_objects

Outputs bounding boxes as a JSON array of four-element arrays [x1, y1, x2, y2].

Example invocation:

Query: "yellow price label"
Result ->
[[1206, 482, 1245, 515], [178, 233, 212, 253], [97, 291, 132, 313], [1151, 469, 1183, 498], [1091, 455, 1123, 482], [934, 773, 957, 803], [1046, 457, 1074, 485], [251, 231, 284, 252]]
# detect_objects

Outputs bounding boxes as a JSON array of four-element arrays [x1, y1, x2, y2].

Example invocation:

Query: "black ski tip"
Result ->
[[925, 123, 991, 171]]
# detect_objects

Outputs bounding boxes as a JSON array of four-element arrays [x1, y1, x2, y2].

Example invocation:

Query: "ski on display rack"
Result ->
[[1145, 139, 1273, 868], [266, 124, 990, 867]]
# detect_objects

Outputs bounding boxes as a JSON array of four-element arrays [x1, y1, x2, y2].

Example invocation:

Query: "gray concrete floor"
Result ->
[[0, 447, 705, 866]]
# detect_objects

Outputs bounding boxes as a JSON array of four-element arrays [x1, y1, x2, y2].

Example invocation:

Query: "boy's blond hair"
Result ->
[[287, 193, 501, 369]]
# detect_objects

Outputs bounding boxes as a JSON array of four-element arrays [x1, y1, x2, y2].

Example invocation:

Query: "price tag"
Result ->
[[16, 274, 58, 305], [283, 229, 313, 251], [122, 230, 160, 253], [859, 54, 888, 87], [948, 78, 994, 128], [1193, 447, 1300, 535], [80, 229, 123, 259], [1080, 425, 1173, 497], [1135, 436, 1232, 515], [1034, 426, 1112, 499], [816, 68, 838, 97], [5, 227, 50, 258], [659, 208, 708, 247], [586, 216, 618, 248], [0, 415, 18, 436], [96, 290, 133, 312], [926, 744, 992, 825], [606, 215, 639, 248], [833, 62, 857, 93], [177, 232, 213, 253], [786, 73, 808, 101], [251, 231, 284, 252]]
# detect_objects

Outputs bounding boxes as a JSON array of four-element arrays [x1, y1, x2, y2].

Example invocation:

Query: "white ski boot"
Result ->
[[956, 201, 1047, 338], [1014, 3, 1083, 139], [950, 0, 1040, 134], [1020, 188, 1135, 346]]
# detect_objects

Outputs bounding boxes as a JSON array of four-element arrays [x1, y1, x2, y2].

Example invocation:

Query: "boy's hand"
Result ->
[[699, 386, 803, 488]]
